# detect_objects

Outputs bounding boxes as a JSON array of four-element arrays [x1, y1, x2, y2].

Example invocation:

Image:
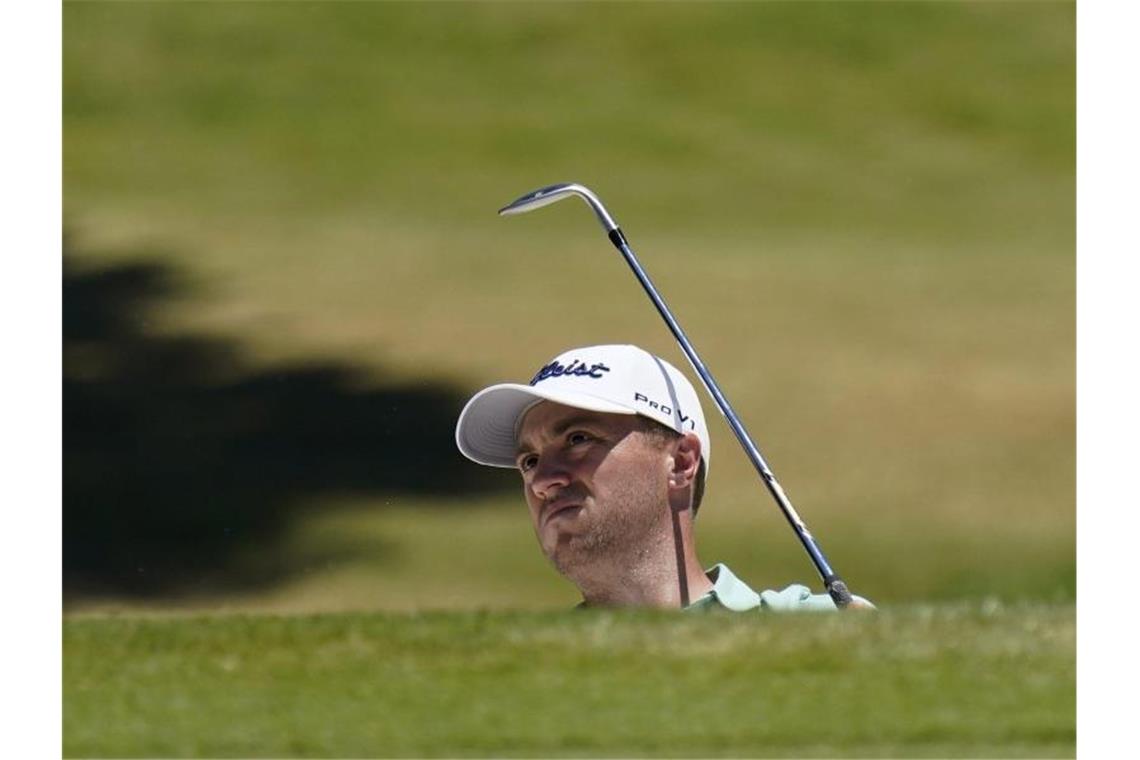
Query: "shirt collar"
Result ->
[[573, 563, 761, 610], [687, 563, 761, 611]]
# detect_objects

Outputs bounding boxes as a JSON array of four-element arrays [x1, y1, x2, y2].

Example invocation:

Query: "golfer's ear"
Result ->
[[669, 433, 702, 488]]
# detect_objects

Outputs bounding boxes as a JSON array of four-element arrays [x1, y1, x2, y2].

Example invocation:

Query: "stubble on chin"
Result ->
[[546, 490, 662, 580], [547, 522, 615, 577]]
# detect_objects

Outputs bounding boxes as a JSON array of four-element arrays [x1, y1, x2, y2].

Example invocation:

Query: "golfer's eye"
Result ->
[[567, 431, 593, 446], [518, 454, 538, 472]]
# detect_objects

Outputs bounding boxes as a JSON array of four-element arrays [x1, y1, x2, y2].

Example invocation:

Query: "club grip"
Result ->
[[825, 576, 854, 609]]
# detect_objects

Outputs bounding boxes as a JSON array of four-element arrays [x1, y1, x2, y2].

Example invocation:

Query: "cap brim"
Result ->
[[455, 383, 635, 468]]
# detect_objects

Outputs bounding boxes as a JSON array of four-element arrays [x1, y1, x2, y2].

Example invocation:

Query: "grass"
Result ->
[[64, 603, 1074, 758]]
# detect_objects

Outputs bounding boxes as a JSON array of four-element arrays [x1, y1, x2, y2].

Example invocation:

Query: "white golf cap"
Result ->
[[455, 344, 710, 471]]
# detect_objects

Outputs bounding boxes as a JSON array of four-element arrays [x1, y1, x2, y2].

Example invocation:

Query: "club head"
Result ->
[[498, 183, 619, 233]]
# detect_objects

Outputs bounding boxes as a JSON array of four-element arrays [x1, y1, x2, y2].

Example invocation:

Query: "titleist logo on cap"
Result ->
[[530, 359, 611, 386]]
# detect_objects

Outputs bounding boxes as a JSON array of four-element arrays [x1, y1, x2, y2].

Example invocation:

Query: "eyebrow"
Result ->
[[515, 414, 604, 457]]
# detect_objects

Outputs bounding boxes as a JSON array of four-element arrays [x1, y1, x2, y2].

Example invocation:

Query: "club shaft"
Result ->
[[606, 228, 852, 607]]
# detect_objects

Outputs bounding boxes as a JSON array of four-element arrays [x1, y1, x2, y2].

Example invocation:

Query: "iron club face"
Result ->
[[498, 183, 620, 233]]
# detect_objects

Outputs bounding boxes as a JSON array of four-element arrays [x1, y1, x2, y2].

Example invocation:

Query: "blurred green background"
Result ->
[[63, 0, 1074, 614]]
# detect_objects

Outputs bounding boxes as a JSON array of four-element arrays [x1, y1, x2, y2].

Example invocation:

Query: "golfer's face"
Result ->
[[515, 402, 667, 564]]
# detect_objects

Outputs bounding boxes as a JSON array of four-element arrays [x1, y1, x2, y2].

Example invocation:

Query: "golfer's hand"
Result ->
[[846, 594, 877, 610]]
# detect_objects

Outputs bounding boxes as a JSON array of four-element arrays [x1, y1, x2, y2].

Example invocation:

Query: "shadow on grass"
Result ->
[[64, 234, 513, 599]]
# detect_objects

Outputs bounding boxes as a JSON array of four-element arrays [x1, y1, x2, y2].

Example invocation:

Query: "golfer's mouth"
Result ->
[[543, 500, 583, 526]]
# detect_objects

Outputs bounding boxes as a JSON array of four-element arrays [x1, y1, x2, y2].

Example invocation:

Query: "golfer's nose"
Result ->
[[531, 455, 572, 500]]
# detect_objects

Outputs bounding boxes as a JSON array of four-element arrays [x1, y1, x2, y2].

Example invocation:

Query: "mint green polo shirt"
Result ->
[[685, 563, 872, 612]]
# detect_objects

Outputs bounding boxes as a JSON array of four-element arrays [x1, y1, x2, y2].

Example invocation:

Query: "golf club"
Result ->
[[499, 182, 855, 608]]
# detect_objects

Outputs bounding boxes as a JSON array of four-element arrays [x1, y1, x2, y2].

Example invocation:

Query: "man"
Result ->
[[456, 344, 872, 611]]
